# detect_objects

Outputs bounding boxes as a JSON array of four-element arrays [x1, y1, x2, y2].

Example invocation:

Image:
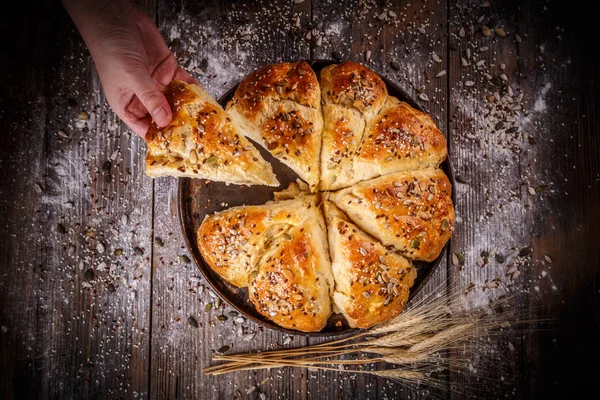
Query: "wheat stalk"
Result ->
[[204, 287, 530, 386]]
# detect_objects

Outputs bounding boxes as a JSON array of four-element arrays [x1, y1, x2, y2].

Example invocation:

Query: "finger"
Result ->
[[174, 67, 198, 85], [129, 73, 173, 128], [121, 112, 152, 138]]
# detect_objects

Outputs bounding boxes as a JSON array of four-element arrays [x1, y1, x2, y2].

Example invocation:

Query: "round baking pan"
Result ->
[[178, 59, 454, 337]]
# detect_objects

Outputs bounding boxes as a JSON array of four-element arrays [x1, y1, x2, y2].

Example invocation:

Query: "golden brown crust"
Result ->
[[145, 80, 278, 186], [197, 195, 333, 332], [320, 62, 388, 190], [248, 223, 332, 332], [352, 97, 448, 183], [323, 199, 416, 329], [226, 62, 322, 191], [331, 168, 454, 262]]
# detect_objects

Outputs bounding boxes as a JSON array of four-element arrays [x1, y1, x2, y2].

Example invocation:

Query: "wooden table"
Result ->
[[1, 0, 598, 398]]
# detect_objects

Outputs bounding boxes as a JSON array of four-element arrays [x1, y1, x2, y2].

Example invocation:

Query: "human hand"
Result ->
[[64, 0, 196, 137]]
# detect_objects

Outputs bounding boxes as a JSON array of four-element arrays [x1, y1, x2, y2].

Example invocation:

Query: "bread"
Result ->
[[351, 96, 447, 184], [226, 61, 323, 191], [331, 168, 454, 262], [145, 80, 278, 186], [319, 62, 388, 191], [197, 195, 333, 332], [323, 198, 416, 329]]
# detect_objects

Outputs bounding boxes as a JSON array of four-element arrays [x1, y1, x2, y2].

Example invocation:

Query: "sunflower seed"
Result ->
[[217, 345, 230, 354], [482, 26, 491, 36], [84, 269, 95, 281], [431, 52, 442, 63], [519, 247, 532, 257], [515, 34, 522, 43], [495, 28, 506, 37], [435, 70, 447, 78], [459, 27, 465, 37], [465, 81, 475, 87], [188, 316, 199, 328], [418, 93, 430, 102], [452, 253, 459, 265], [528, 187, 536, 196], [544, 255, 553, 264], [461, 57, 469, 67], [96, 242, 105, 254], [359, 247, 368, 257]]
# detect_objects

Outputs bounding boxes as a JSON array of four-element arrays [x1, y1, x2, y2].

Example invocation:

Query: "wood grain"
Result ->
[[0, 0, 598, 399]]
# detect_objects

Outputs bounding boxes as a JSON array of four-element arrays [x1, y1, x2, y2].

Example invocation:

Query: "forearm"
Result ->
[[62, 0, 134, 48]]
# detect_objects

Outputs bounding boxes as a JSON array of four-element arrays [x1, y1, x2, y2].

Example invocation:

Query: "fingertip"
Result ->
[[152, 105, 172, 127]]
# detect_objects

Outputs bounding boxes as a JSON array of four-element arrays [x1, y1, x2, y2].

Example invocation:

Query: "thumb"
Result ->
[[130, 73, 172, 127]]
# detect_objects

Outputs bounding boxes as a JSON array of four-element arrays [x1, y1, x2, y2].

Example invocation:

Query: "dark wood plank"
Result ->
[[149, 1, 312, 399], [310, 1, 449, 398], [515, 1, 599, 397], [448, 0, 599, 398], [0, 1, 156, 398]]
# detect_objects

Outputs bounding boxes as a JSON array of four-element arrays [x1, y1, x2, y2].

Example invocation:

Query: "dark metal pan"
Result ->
[[178, 59, 454, 337]]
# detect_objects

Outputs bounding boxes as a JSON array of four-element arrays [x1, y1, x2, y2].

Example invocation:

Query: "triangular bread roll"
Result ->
[[145, 80, 278, 186], [319, 62, 388, 191], [323, 198, 416, 329], [330, 168, 454, 262], [197, 195, 333, 332], [351, 96, 447, 184], [226, 61, 323, 191]]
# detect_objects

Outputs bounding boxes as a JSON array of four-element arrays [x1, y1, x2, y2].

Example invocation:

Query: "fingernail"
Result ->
[[153, 106, 168, 126]]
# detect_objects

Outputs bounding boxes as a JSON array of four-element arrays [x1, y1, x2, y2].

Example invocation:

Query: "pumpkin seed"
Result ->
[[215, 298, 222, 308], [114, 248, 123, 256], [106, 283, 115, 293], [390, 59, 401, 71], [57, 223, 66, 234], [411, 238, 420, 249], [217, 315, 228, 322], [495, 253, 505, 263], [78, 111, 89, 121], [155, 237, 164, 247], [204, 303, 213, 312], [331, 50, 342, 61], [134, 246, 144, 256], [441, 219, 449, 230], [205, 156, 217, 165], [179, 255, 191, 264], [482, 25, 491, 36]]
